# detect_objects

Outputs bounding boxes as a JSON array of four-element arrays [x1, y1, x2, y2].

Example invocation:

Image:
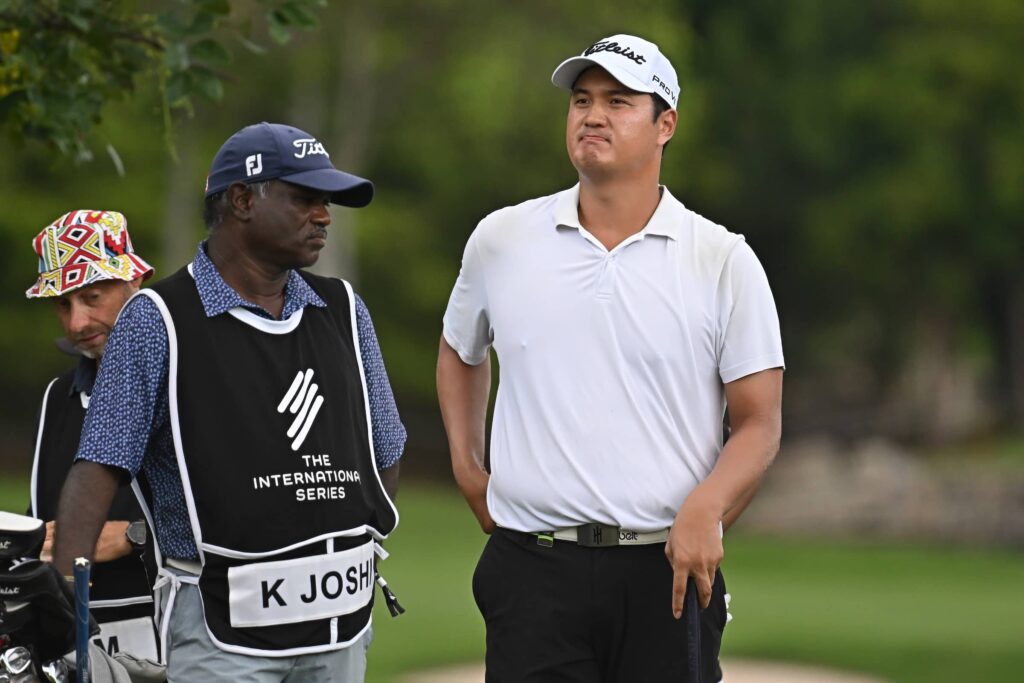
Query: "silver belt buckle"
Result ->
[[576, 523, 619, 547]]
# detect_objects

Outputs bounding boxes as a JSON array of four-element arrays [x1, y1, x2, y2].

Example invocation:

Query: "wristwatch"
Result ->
[[125, 520, 147, 550]]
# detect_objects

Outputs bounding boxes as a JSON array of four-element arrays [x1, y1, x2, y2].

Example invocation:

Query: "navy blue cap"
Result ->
[[204, 122, 374, 208]]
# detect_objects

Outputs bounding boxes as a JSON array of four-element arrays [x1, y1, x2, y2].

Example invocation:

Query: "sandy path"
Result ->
[[400, 659, 888, 683]]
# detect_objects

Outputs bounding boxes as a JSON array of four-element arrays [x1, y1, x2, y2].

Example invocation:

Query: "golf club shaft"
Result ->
[[73, 558, 90, 683], [685, 579, 701, 682]]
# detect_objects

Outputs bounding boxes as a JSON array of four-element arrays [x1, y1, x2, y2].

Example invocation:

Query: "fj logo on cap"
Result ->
[[584, 40, 646, 66], [278, 369, 325, 451], [245, 154, 263, 177], [293, 138, 329, 159]]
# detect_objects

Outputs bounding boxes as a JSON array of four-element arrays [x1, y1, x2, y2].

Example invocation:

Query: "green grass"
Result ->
[[0, 474, 29, 515], [367, 486, 487, 681], [6, 477, 1023, 682], [721, 536, 1024, 682], [369, 486, 1024, 683]]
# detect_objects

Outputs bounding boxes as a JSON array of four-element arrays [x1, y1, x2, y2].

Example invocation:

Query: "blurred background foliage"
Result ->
[[2, 0, 1021, 460], [2, 2, 1024, 680]]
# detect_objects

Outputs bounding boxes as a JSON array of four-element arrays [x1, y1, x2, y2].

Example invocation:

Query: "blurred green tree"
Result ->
[[0, 0, 327, 162], [679, 0, 1024, 439], [0, 1, 1020, 472]]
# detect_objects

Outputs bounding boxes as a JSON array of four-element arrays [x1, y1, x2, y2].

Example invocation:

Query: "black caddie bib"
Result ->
[[146, 266, 398, 656], [32, 371, 159, 659]]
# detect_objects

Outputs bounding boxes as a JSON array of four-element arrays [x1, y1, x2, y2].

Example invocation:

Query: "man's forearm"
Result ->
[[436, 336, 493, 530], [52, 460, 123, 575], [666, 389, 780, 613], [690, 416, 779, 523], [721, 482, 759, 531], [684, 368, 783, 526]]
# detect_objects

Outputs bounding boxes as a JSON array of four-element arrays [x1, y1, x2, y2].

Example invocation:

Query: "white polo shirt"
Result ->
[[443, 184, 784, 533]]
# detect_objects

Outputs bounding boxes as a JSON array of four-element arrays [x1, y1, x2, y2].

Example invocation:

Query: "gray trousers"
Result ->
[[161, 578, 371, 682]]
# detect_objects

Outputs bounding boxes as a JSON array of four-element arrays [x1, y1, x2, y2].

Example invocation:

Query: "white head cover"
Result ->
[[551, 34, 679, 109]]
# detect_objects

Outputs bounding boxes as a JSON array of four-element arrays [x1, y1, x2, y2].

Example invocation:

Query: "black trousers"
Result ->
[[473, 528, 727, 683]]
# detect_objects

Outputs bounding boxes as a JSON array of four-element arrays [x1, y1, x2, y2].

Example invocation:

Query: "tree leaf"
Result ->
[[65, 14, 91, 32], [165, 70, 192, 106], [237, 35, 267, 55], [267, 13, 292, 45], [163, 41, 189, 71], [189, 11, 217, 34], [198, 0, 232, 16], [276, 2, 318, 29], [191, 68, 224, 101], [190, 38, 231, 65], [154, 12, 188, 41]]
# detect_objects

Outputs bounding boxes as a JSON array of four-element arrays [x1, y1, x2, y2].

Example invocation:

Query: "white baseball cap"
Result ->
[[551, 34, 679, 109]]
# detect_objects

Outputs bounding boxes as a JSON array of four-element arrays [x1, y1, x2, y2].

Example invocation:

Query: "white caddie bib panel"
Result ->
[[228, 540, 375, 628], [93, 616, 160, 661]]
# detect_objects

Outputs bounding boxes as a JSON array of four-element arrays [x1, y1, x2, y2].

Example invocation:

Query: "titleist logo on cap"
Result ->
[[584, 41, 646, 65], [293, 138, 329, 159]]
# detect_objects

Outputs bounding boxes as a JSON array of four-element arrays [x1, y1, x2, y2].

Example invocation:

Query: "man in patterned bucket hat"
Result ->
[[24, 210, 161, 664], [26, 210, 154, 355]]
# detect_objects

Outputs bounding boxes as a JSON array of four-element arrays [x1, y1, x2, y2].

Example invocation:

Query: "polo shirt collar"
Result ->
[[191, 242, 326, 319], [554, 184, 586, 230], [70, 355, 97, 396], [555, 184, 684, 241]]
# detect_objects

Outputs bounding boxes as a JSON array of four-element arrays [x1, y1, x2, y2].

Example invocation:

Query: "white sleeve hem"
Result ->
[[720, 354, 786, 384], [442, 325, 489, 366]]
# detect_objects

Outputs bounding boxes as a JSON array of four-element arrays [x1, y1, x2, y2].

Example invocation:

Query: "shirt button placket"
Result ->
[[596, 254, 616, 300]]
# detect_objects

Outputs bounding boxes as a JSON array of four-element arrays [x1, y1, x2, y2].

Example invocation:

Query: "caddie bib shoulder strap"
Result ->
[[31, 370, 82, 521], [143, 265, 398, 656], [31, 368, 159, 660]]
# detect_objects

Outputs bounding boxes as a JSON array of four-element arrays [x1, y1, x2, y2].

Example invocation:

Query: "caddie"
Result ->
[[25, 210, 160, 661], [51, 122, 405, 682], [437, 34, 785, 681]]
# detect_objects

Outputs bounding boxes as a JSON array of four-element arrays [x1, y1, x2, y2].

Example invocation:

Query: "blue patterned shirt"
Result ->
[[76, 243, 406, 559]]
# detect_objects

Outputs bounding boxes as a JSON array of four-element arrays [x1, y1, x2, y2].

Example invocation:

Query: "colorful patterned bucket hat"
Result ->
[[26, 210, 154, 299]]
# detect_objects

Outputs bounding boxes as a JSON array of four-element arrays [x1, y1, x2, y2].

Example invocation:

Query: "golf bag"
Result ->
[[0, 510, 129, 682]]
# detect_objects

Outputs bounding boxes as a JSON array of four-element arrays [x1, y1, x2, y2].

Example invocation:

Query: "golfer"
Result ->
[[437, 34, 784, 681]]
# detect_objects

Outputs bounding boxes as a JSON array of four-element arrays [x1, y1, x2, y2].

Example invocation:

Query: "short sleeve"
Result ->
[[442, 229, 493, 365], [352, 294, 407, 469], [717, 241, 785, 384], [76, 294, 169, 477]]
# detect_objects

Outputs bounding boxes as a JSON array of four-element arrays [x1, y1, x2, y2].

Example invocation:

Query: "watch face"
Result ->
[[126, 521, 147, 547]]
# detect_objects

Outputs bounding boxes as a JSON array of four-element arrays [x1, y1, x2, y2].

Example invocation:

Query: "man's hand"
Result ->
[[460, 464, 495, 534], [94, 520, 132, 561], [666, 493, 723, 617], [43, 520, 133, 563], [42, 520, 55, 561]]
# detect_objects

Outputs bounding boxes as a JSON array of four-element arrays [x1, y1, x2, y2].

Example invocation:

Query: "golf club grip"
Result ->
[[74, 558, 91, 683], [685, 578, 701, 682]]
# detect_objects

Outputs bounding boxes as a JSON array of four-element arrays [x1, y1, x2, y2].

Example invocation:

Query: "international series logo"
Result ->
[[278, 369, 324, 451]]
